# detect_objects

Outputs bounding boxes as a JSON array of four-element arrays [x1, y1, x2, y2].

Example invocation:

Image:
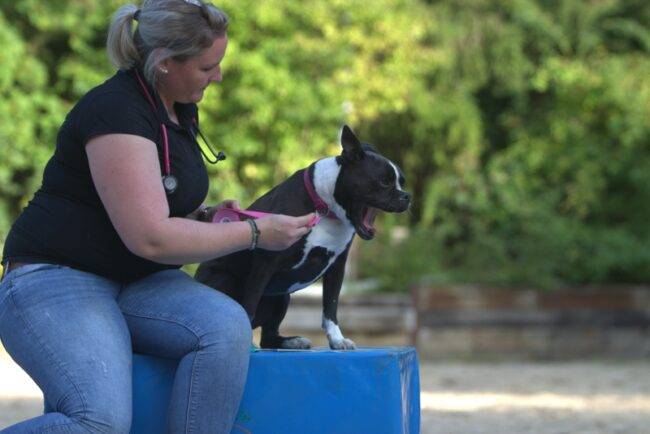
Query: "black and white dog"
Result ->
[[195, 125, 411, 350]]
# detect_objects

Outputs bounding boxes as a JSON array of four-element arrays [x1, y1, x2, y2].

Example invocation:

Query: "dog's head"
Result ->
[[333, 125, 411, 240]]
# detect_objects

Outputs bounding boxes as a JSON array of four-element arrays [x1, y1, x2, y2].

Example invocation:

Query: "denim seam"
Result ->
[[4, 264, 64, 284], [186, 351, 200, 434], [6, 284, 89, 423], [121, 311, 202, 348], [121, 311, 250, 352], [125, 312, 252, 352], [40, 420, 88, 433], [121, 309, 198, 329]]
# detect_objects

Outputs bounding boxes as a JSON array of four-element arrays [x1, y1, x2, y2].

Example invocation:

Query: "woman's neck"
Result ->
[[157, 88, 179, 124]]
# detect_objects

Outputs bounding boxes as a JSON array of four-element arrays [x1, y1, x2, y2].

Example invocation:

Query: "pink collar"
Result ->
[[209, 165, 337, 227], [303, 166, 338, 220]]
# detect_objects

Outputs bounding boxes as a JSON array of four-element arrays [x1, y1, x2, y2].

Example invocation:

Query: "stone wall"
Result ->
[[413, 285, 650, 359], [274, 285, 650, 360], [258, 292, 414, 349]]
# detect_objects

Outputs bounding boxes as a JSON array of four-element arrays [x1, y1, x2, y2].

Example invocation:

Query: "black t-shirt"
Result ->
[[2, 69, 209, 283]]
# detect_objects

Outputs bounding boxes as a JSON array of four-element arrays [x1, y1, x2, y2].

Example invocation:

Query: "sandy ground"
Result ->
[[1, 353, 649, 433]]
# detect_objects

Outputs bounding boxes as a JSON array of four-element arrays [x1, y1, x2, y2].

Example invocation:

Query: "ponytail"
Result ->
[[106, 1, 228, 85], [106, 4, 141, 71]]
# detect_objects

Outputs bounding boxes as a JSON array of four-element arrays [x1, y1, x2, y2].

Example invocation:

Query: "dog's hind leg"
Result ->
[[258, 295, 312, 350], [199, 273, 238, 300]]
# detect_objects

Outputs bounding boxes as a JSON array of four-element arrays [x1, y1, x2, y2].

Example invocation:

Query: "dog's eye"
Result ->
[[379, 178, 392, 188]]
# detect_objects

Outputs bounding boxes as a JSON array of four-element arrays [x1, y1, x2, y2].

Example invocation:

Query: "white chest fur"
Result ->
[[293, 218, 355, 270], [282, 219, 354, 294], [283, 158, 355, 293]]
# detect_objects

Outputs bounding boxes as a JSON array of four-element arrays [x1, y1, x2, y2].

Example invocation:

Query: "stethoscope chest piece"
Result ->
[[162, 175, 178, 194], [133, 69, 224, 197]]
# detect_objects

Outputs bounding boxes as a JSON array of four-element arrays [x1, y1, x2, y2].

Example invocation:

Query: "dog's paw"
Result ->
[[280, 336, 312, 350], [329, 337, 357, 350]]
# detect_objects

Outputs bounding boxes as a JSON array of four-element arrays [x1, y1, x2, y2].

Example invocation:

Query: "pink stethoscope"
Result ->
[[133, 69, 225, 194], [133, 69, 326, 229]]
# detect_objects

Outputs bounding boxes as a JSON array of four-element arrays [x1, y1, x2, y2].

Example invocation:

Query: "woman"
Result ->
[[0, 0, 314, 432]]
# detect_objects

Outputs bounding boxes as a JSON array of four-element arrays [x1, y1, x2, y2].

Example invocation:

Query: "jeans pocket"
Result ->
[[0, 266, 61, 339], [3, 263, 65, 287]]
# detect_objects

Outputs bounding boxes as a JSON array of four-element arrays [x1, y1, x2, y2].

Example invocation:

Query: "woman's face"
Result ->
[[159, 35, 228, 104]]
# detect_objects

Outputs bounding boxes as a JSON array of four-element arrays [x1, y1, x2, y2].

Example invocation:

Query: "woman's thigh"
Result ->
[[0, 264, 132, 431], [117, 269, 251, 358]]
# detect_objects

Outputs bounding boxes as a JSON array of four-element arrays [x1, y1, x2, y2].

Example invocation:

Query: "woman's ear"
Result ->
[[152, 48, 174, 77]]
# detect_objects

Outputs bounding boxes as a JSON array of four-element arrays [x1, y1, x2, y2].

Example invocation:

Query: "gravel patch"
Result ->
[[420, 361, 650, 434]]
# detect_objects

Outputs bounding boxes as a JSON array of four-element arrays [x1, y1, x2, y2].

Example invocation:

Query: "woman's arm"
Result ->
[[86, 133, 313, 264], [185, 205, 207, 221], [187, 200, 241, 222]]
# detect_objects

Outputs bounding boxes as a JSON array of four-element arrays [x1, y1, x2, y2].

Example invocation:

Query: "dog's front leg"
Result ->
[[322, 247, 356, 350]]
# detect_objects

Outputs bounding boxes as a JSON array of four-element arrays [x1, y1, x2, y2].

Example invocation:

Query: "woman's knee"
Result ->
[[76, 411, 132, 434], [198, 295, 252, 350], [52, 392, 132, 434]]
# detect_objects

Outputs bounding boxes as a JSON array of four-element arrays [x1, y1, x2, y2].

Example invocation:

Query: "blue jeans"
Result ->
[[0, 264, 251, 433]]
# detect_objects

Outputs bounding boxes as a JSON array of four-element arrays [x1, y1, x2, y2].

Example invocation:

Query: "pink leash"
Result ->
[[211, 208, 321, 228], [210, 165, 336, 228]]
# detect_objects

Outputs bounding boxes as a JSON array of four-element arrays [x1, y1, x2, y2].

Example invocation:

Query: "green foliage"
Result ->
[[0, 0, 648, 289], [356, 0, 650, 290]]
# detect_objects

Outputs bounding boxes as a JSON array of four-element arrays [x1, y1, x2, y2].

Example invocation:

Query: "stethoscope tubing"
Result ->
[[133, 70, 172, 178]]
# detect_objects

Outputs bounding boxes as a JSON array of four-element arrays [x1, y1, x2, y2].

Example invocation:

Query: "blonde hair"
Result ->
[[107, 0, 228, 85]]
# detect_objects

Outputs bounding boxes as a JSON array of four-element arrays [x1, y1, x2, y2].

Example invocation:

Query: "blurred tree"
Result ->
[[0, 0, 648, 288], [357, 0, 650, 288]]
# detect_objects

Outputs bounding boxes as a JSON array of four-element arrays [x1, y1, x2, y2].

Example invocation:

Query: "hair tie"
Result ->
[[133, 9, 141, 21]]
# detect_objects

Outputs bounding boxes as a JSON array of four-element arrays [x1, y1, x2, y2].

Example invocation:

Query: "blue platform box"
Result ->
[[131, 347, 420, 434]]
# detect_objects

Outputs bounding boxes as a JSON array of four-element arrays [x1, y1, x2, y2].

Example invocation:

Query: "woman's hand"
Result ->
[[206, 199, 241, 222], [254, 213, 316, 251], [214, 199, 241, 212], [194, 199, 240, 222]]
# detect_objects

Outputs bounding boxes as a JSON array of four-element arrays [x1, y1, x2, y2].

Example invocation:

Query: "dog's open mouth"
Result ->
[[358, 206, 379, 240]]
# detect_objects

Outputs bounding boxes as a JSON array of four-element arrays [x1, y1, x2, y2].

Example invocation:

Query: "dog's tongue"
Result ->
[[362, 207, 379, 234]]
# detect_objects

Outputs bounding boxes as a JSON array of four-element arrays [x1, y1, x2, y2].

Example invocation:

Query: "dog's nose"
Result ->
[[400, 192, 411, 203]]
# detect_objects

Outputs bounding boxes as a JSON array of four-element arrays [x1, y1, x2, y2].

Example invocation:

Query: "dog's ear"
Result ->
[[339, 124, 365, 162]]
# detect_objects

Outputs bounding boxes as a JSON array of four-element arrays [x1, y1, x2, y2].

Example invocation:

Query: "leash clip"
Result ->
[[314, 204, 330, 217]]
